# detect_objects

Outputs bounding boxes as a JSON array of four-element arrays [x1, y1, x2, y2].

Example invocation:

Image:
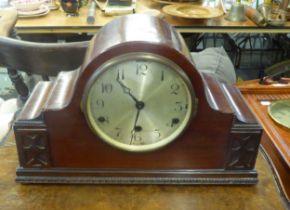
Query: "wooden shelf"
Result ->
[[14, 0, 290, 34]]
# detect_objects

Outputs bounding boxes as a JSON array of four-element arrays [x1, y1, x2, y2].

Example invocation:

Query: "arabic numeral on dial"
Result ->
[[154, 129, 161, 138], [136, 63, 148, 76], [174, 102, 187, 112], [101, 83, 113, 94], [117, 69, 125, 80], [96, 99, 104, 108], [115, 127, 122, 138], [161, 71, 165, 81], [170, 83, 180, 95], [133, 133, 142, 142]]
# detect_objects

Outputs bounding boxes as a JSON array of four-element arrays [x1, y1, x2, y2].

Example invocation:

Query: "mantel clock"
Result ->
[[14, 14, 262, 184]]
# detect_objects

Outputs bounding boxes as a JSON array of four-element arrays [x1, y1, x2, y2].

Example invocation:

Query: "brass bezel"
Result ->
[[82, 52, 197, 152]]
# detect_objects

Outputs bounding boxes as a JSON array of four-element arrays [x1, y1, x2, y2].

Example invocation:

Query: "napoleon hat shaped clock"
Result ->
[[14, 14, 262, 184]]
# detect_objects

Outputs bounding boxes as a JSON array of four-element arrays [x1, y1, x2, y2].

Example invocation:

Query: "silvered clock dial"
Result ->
[[82, 53, 196, 152]]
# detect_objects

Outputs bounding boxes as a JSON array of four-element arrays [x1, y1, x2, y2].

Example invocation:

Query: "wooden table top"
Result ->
[[14, 0, 290, 34], [0, 133, 288, 210]]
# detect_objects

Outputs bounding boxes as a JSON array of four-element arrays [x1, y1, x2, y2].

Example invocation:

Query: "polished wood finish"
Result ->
[[0, 136, 288, 210], [14, 14, 262, 184], [14, 0, 290, 34], [237, 79, 290, 203]]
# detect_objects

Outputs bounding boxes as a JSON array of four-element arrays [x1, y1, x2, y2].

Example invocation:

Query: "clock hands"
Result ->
[[130, 109, 141, 145], [116, 71, 145, 109], [116, 71, 145, 145], [116, 71, 139, 104]]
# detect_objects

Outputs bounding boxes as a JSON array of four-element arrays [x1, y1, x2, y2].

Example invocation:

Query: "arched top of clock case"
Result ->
[[83, 14, 190, 66], [77, 14, 210, 109]]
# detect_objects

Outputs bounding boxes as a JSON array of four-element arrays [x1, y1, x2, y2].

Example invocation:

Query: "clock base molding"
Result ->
[[16, 168, 258, 185]]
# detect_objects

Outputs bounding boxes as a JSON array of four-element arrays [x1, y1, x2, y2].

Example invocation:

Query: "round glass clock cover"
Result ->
[[83, 53, 196, 152]]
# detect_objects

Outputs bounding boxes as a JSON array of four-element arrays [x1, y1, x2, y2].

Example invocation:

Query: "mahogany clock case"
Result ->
[[14, 14, 262, 184]]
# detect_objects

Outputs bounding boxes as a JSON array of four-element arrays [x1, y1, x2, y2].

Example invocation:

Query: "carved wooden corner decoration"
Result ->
[[15, 129, 51, 168], [226, 124, 262, 170]]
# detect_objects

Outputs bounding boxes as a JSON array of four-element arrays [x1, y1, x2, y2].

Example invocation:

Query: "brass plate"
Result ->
[[153, 0, 201, 5], [163, 4, 223, 19], [268, 99, 290, 129]]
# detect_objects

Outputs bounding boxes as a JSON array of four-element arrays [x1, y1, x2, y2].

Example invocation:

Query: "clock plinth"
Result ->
[[14, 14, 262, 184]]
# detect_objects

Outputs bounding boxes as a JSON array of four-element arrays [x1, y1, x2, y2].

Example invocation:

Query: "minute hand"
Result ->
[[116, 71, 139, 104]]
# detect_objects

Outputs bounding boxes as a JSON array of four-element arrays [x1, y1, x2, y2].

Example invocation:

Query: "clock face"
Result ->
[[83, 53, 196, 152]]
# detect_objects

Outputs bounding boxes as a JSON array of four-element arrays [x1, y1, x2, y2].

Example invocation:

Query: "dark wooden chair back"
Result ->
[[0, 8, 88, 76], [0, 8, 89, 100], [0, 37, 88, 76]]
